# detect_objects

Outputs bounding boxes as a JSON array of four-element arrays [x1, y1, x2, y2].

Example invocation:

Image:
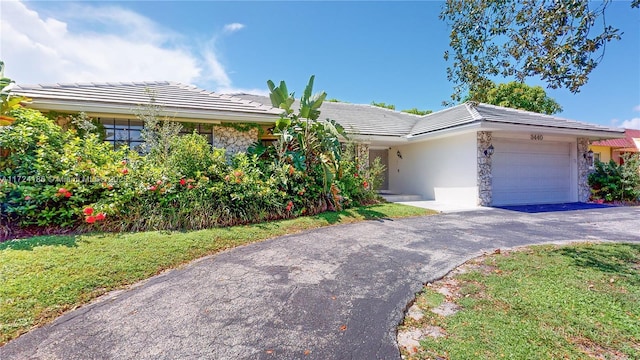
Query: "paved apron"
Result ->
[[2, 207, 639, 360]]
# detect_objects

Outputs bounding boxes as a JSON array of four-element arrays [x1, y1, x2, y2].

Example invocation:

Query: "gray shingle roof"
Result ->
[[13, 81, 281, 116], [409, 102, 622, 136], [409, 103, 481, 136], [473, 103, 620, 132], [13, 82, 621, 138], [233, 94, 421, 137]]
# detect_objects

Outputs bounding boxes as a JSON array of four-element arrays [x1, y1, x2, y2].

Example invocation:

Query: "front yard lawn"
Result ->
[[0, 203, 432, 345], [400, 242, 640, 359]]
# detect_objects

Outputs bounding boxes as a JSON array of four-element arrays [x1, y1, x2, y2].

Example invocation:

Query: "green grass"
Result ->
[[0, 203, 431, 345], [404, 243, 640, 360]]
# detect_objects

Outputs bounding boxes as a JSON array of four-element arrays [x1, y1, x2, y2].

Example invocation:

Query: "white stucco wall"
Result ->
[[388, 132, 478, 205]]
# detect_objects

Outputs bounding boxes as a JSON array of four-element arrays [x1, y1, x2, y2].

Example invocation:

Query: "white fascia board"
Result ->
[[479, 122, 625, 139], [348, 134, 409, 146], [25, 100, 280, 123], [405, 122, 482, 142]]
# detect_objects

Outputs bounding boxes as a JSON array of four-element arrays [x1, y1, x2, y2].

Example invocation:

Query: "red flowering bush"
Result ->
[[1, 81, 383, 237], [0, 108, 129, 229], [85, 211, 106, 224]]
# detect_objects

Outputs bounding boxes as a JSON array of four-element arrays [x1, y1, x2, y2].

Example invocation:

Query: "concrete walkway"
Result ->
[[396, 200, 491, 213], [2, 207, 639, 359]]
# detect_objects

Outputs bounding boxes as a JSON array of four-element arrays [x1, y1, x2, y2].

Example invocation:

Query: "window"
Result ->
[[99, 118, 216, 151], [594, 152, 601, 163], [101, 118, 144, 151], [179, 123, 215, 144]]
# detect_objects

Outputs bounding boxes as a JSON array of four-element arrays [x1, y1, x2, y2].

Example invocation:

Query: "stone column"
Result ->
[[477, 131, 493, 206], [356, 143, 370, 170], [212, 126, 259, 155], [577, 137, 591, 202]]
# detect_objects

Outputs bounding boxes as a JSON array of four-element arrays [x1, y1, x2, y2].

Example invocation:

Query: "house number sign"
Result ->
[[530, 134, 544, 141]]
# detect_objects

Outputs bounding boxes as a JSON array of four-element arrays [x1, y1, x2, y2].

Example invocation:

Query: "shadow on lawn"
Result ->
[[0, 235, 79, 251], [555, 243, 640, 283], [354, 206, 393, 221], [316, 206, 392, 224]]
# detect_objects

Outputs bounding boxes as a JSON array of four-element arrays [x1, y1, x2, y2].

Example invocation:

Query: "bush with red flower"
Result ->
[[0, 78, 384, 238], [0, 108, 129, 229]]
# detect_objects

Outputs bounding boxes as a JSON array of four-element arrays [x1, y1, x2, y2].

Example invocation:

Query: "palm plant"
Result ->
[[267, 75, 347, 207], [0, 61, 29, 126]]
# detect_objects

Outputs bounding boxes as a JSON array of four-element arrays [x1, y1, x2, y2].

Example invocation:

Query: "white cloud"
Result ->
[[620, 118, 640, 130], [218, 87, 269, 96], [223, 23, 245, 34], [202, 48, 232, 88], [0, 0, 240, 92], [634, 105, 640, 112]]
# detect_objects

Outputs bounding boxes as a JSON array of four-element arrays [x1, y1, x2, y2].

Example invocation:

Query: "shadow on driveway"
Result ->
[[494, 202, 615, 213]]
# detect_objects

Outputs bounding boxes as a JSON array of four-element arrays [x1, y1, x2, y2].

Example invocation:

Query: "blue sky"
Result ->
[[1, 0, 639, 128]]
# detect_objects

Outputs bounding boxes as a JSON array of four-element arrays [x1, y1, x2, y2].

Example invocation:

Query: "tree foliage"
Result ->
[[370, 101, 395, 110], [441, 0, 637, 102], [466, 81, 562, 115], [371, 102, 432, 116], [589, 154, 640, 202], [401, 108, 433, 116]]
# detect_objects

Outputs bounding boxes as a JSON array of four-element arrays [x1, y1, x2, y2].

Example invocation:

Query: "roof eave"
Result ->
[[406, 121, 482, 141], [479, 121, 625, 139], [613, 147, 639, 152], [23, 99, 280, 123], [349, 134, 409, 146]]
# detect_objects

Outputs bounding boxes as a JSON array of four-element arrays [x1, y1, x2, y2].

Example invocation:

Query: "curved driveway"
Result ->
[[2, 207, 640, 359]]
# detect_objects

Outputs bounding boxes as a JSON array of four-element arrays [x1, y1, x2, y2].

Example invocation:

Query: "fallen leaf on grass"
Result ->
[[339, 325, 347, 331], [304, 349, 311, 355]]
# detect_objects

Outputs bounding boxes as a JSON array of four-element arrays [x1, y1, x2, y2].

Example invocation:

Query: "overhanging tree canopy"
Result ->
[[441, 0, 639, 102], [466, 81, 562, 115]]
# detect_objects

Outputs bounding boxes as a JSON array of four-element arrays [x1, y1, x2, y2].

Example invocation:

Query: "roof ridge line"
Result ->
[[465, 102, 484, 120], [16, 80, 173, 89]]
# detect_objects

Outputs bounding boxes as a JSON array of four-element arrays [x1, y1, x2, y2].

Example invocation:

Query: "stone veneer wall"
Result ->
[[577, 137, 591, 202], [477, 131, 493, 206], [212, 126, 259, 155], [356, 143, 370, 169]]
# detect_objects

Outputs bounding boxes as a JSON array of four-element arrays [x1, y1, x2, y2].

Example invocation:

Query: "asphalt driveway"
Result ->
[[2, 207, 639, 360]]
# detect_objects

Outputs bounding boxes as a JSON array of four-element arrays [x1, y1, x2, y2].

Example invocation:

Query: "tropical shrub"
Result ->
[[336, 143, 385, 206], [264, 76, 351, 211], [165, 132, 227, 181], [589, 154, 640, 202], [1, 76, 383, 238], [1, 61, 30, 126], [0, 108, 126, 228]]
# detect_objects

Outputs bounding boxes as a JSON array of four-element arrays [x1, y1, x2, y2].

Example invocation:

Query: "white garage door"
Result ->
[[492, 140, 572, 205]]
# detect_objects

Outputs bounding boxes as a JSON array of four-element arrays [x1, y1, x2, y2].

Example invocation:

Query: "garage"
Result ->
[[491, 140, 572, 205]]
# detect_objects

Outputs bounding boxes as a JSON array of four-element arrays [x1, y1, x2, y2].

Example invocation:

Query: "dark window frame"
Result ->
[[99, 118, 216, 150]]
